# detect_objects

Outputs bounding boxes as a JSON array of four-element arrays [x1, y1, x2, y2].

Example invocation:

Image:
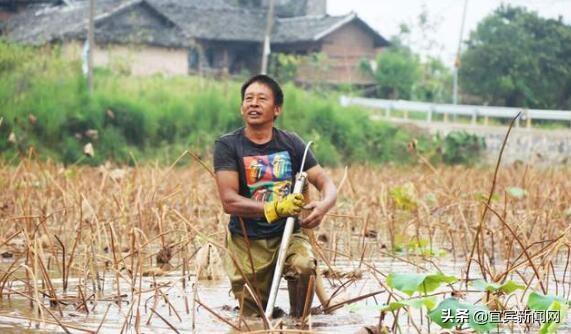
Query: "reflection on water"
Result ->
[[0, 257, 569, 333]]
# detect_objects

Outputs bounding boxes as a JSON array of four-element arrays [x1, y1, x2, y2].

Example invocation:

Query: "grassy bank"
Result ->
[[0, 41, 482, 166]]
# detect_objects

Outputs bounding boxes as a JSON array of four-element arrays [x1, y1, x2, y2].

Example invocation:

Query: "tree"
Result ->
[[361, 8, 452, 102], [360, 39, 452, 102], [460, 5, 571, 109], [360, 39, 421, 100], [413, 57, 453, 103]]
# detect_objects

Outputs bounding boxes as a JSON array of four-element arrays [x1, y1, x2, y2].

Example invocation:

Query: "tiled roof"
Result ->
[[4, 0, 388, 47]]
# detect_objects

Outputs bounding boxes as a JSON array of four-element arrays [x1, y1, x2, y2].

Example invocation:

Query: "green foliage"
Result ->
[[471, 279, 525, 295], [0, 41, 481, 166], [377, 296, 437, 312], [389, 182, 418, 211], [0, 41, 243, 165], [400, 239, 448, 257], [429, 298, 495, 332], [390, 7, 453, 103], [460, 5, 571, 109], [308, 137, 341, 167], [268, 53, 299, 83], [280, 83, 420, 166], [412, 57, 453, 103], [0, 40, 35, 73], [360, 34, 452, 103], [527, 292, 569, 334], [474, 192, 500, 203], [440, 131, 486, 165], [526, 292, 566, 311], [360, 42, 421, 100], [506, 187, 527, 199], [386, 272, 457, 296]]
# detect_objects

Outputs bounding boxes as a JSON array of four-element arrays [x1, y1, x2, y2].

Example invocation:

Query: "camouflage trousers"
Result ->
[[224, 229, 317, 316]]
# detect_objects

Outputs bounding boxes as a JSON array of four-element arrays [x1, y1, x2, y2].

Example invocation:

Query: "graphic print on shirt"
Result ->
[[243, 151, 292, 202]]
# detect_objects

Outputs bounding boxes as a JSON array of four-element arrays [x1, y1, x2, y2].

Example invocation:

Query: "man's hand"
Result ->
[[264, 193, 305, 223], [299, 201, 328, 229]]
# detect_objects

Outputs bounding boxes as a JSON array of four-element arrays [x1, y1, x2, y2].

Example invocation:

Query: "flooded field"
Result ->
[[0, 159, 570, 333]]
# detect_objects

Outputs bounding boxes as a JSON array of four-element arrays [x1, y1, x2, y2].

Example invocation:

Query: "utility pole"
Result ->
[[87, 0, 95, 94], [260, 0, 275, 74], [453, 0, 469, 105]]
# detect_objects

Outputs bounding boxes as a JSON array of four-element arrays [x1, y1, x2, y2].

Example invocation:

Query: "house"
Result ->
[[3, 0, 389, 85], [0, 0, 57, 20]]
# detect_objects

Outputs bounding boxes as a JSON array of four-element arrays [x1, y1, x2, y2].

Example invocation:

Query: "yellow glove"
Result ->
[[264, 193, 305, 223]]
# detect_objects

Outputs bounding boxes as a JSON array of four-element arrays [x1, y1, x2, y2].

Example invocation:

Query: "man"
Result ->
[[213, 74, 337, 317]]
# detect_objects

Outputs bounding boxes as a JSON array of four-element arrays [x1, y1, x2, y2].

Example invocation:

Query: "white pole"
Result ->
[[261, 0, 275, 74], [264, 173, 307, 318], [87, 0, 95, 94], [265, 141, 313, 319], [453, 0, 469, 105]]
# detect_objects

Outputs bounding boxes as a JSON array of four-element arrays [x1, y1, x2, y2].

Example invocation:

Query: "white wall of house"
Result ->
[[63, 42, 188, 76]]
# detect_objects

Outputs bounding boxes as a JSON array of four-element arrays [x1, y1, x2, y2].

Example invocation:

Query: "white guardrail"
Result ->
[[340, 96, 571, 128]]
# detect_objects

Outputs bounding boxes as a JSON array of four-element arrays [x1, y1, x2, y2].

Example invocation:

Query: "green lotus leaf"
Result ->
[[527, 292, 569, 334], [471, 279, 525, 294], [506, 187, 527, 199], [429, 298, 495, 333], [387, 272, 457, 296], [377, 296, 437, 312]]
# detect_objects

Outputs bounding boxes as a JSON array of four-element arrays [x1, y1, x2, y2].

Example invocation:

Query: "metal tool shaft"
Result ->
[[265, 141, 313, 319], [264, 172, 307, 318]]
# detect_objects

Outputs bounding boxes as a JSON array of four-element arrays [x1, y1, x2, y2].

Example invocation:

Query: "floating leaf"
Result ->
[[377, 302, 404, 312], [429, 298, 495, 332], [437, 249, 448, 257], [392, 244, 404, 253], [404, 239, 448, 257], [527, 292, 569, 334], [408, 296, 438, 310], [387, 272, 457, 296], [506, 187, 527, 199], [540, 300, 568, 334], [377, 296, 437, 312], [527, 292, 566, 311], [429, 298, 463, 329], [471, 279, 525, 294]]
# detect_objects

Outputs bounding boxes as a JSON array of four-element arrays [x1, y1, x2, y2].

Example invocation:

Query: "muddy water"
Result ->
[[0, 257, 569, 333]]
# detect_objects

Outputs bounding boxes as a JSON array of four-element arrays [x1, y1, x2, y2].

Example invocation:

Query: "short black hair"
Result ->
[[241, 74, 284, 107]]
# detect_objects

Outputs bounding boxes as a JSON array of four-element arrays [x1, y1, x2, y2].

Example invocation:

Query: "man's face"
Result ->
[[241, 82, 281, 127]]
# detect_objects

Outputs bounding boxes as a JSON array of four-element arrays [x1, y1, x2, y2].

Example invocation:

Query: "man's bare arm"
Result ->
[[300, 165, 337, 228], [215, 170, 265, 217]]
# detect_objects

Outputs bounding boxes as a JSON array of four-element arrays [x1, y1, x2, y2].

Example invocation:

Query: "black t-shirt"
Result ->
[[213, 127, 318, 239]]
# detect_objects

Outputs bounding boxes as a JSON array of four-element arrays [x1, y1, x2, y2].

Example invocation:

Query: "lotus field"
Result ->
[[0, 155, 570, 333]]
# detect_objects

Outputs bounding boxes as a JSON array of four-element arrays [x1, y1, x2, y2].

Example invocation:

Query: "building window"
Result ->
[[188, 47, 199, 71], [205, 48, 215, 68]]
